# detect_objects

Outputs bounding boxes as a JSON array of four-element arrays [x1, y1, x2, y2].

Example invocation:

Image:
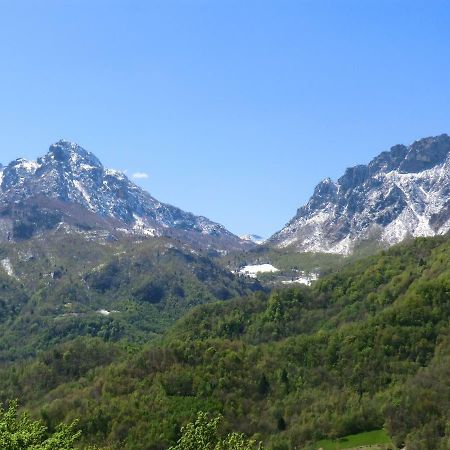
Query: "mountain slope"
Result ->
[[0, 231, 261, 361], [269, 134, 450, 254], [0, 140, 250, 252], [2, 234, 448, 449]]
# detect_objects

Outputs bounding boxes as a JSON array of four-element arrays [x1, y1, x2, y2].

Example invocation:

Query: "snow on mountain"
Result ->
[[1, 258, 16, 278], [269, 134, 450, 254], [0, 140, 251, 251], [239, 234, 266, 245]]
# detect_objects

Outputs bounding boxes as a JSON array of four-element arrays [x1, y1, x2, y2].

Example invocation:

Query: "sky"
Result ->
[[0, 0, 449, 237]]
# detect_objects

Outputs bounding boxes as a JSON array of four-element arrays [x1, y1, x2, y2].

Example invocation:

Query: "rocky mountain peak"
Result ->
[[338, 165, 369, 192], [399, 134, 450, 173], [269, 134, 450, 254], [0, 140, 250, 251], [39, 140, 103, 169]]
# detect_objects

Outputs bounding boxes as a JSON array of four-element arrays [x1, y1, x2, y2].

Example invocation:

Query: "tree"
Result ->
[[0, 400, 81, 450], [257, 374, 270, 396], [277, 417, 286, 431], [168, 412, 264, 450]]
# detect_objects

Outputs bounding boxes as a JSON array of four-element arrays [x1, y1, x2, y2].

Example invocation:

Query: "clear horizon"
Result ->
[[1, 1, 449, 237]]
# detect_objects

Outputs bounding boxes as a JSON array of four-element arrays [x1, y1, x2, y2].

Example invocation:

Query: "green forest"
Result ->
[[0, 234, 449, 449]]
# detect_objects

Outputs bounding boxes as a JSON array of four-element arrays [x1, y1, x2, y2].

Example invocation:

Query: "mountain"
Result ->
[[3, 234, 448, 449], [269, 134, 450, 254], [0, 231, 261, 361], [0, 140, 251, 252], [239, 234, 266, 245]]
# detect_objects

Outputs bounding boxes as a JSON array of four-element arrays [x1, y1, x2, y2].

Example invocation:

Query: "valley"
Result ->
[[1, 234, 448, 449], [0, 136, 449, 449]]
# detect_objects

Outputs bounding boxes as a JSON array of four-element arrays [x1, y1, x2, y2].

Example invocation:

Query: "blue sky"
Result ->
[[1, 0, 449, 237]]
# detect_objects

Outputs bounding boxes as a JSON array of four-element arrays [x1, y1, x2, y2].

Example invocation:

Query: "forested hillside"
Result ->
[[0, 235, 448, 449], [0, 231, 260, 361]]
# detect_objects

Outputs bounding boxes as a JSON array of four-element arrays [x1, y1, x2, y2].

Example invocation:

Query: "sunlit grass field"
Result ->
[[314, 429, 393, 449]]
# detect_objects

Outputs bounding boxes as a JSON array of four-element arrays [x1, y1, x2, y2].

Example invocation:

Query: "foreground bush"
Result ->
[[168, 412, 263, 450], [0, 400, 80, 450]]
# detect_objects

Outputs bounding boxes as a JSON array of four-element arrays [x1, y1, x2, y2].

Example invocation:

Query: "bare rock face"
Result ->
[[269, 134, 450, 254], [0, 140, 250, 251]]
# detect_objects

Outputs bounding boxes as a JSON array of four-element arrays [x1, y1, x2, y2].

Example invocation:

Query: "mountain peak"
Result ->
[[41, 140, 103, 169], [399, 133, 450, 173], [269, 134, 450, 254], [240, 234, 265, 245], [0, 140, 250, 252]]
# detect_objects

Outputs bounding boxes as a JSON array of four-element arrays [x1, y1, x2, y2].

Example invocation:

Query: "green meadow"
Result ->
[[314, 429, 393, 449]]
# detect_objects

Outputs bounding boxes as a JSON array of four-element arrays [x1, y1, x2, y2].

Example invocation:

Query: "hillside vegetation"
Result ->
[[0, 231, 260, 361], [0, 235, 448, 449]]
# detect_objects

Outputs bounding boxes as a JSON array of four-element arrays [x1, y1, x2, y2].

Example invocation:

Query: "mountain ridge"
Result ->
[[0, 140, 251, 252], [269, 134, 450, 254]]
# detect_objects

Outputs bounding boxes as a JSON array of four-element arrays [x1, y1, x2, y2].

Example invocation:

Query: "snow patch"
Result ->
[[239, 264, 279, 278], [132, 214, 156, 236], [1, 258, 15, 278], [73, 180, 94, 209], [79, 163, 97, 171], [17, 159, 41, 172], [105, 168, 125, 179]]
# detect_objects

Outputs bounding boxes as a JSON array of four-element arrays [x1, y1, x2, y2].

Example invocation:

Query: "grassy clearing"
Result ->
[[314, 429, 393, 449]]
